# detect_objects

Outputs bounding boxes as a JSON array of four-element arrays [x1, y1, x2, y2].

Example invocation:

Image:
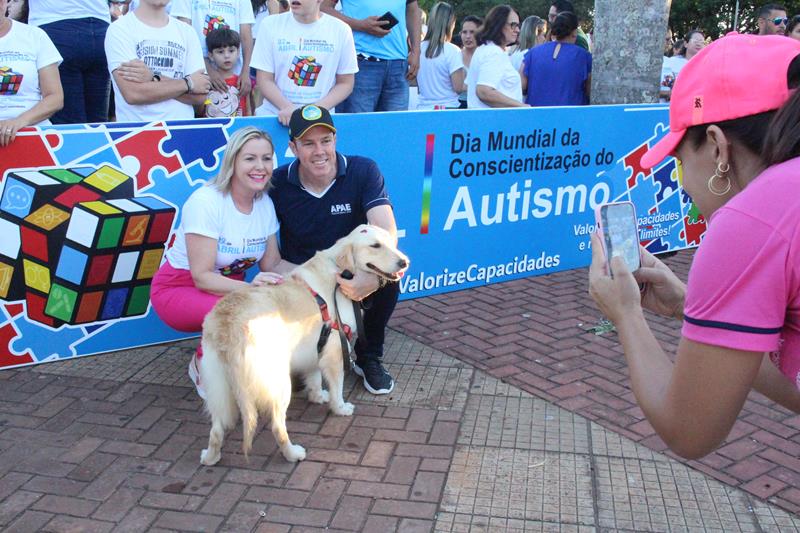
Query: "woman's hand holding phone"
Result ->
[[588, 230, 645, 324], [634, 247, 686, 320]]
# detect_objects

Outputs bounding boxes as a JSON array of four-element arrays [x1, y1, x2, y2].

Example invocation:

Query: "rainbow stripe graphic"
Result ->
[[420, 134, 435, 234]]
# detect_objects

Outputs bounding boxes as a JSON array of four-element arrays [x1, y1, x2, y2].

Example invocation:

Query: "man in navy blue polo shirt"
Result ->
[[270, 104, 400, 394]]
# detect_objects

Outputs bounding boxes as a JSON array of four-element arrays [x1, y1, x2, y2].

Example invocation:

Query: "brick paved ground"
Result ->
[[391, 250, 800, 516], [1, 251, 800, 531]]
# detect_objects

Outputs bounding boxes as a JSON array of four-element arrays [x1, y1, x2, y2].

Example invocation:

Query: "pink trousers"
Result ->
[[150, 261, 242, 333]]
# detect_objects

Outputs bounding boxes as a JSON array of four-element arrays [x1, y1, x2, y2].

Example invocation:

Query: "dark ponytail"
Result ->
[[763, 55, 800, 166]]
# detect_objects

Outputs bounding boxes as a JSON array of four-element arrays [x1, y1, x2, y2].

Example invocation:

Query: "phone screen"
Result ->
[[600, 203, 641, 273]]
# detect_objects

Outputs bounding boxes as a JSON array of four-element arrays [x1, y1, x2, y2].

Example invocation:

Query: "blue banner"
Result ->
[[0, 105, 703, 368]]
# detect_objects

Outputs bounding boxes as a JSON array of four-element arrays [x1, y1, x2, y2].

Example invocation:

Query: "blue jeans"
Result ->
[[339, 58, 409, 113], [40, 17, 110, 124]]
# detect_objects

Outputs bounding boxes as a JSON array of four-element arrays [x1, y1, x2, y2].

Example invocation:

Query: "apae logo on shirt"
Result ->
[[330, 203, 351, 215]]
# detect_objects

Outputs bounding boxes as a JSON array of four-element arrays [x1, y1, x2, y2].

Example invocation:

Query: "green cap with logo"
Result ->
[[288, 105, 336, 140]]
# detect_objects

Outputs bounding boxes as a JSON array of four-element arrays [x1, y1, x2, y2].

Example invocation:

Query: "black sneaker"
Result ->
[[352, 358, 394, 395]]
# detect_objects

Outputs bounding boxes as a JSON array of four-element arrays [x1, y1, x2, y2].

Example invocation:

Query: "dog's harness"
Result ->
[[307, 285, 354, 353]]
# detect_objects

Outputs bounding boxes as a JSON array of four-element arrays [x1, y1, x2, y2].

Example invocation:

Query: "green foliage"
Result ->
[[669, 0, 800, 40]]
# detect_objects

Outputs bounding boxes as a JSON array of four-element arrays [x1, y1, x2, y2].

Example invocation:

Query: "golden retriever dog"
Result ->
[[198, 224, 409, 464]]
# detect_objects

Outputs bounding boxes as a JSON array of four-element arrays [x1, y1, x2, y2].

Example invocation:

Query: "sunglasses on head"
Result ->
[[772, 16, 789, 25]]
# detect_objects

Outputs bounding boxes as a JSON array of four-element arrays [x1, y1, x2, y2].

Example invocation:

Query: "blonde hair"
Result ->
[[208, 126, 275, 197], [423, 2, 456, 58]]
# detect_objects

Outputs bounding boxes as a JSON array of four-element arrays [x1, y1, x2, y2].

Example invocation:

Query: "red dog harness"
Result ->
[[305, 284, 353, 354]]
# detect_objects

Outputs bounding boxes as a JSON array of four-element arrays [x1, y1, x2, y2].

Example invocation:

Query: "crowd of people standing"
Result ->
[[0, 0, 597, 142], [4, 1, 800, 143]]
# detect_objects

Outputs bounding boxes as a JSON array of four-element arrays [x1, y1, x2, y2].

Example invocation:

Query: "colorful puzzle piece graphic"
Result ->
[[114, 124, 182, 191], [161, 119, 231, 169], [623, 144, 649, 188]]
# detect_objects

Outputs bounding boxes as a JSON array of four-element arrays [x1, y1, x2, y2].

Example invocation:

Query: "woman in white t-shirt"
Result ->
[[660, 29, 705, 102], [0, 7, 63, 146], [151, 127, 289, 336], [416, 2, 464, 109], [466, 4, 528, 109]]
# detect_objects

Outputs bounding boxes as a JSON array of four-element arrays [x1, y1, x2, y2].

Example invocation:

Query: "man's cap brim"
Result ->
[[292, 123, 336, 140]]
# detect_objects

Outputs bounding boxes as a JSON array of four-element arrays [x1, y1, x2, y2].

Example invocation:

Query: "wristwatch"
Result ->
[[183, 75, 194, 93], [152, 72, 161, 82]]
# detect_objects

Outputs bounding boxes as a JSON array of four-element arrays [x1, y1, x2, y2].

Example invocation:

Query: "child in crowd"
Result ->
[[204, 28, 248, 117]]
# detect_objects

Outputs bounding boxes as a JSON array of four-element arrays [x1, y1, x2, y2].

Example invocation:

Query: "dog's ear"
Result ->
[[336, 244, 355, 273]]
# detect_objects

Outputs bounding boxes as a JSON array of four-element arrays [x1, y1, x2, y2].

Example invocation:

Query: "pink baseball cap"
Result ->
[[641, 33, 800, 169]]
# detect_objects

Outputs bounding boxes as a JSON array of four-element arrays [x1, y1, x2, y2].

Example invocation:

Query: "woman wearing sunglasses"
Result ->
[[589, 34, 800, 459], [465, 4, 527, 108], [659, 29, 704, 102]]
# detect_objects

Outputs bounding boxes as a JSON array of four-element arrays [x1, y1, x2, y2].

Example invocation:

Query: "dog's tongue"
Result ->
[[395, 271, 405, 279]]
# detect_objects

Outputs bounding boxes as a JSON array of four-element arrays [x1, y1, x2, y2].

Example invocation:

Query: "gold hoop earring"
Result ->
[[707, 162, 731, 196]]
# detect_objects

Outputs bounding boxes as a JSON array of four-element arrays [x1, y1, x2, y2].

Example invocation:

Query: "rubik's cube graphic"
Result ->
[[0, 66, 23, 96], [289, 56, 321, 87], [204, 14, 229, 35], [0, 166, 176, 327]]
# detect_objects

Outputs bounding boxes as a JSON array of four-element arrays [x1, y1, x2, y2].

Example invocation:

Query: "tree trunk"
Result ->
[[591, 0, 671, 104]]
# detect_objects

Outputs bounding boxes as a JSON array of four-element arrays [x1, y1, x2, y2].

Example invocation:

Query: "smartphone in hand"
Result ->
[[595, 201, 641, 275], [377, 11, 400, 30]]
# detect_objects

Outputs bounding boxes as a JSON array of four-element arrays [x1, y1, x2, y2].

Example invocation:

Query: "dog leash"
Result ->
[[333, 270, 367, 373]]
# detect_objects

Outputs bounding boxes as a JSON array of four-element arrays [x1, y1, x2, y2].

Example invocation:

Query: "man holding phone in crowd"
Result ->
[[321, 0, 421, 112]]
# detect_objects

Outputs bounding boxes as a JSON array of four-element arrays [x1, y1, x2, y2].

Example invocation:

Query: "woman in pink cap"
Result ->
[[589, 33, 800, 459]]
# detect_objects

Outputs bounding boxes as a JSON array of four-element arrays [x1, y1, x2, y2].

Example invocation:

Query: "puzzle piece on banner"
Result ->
[[161, 119, 231, 169], [652, 159, 679, 204], [0, 133, 57, 178], [623, 143, 650, 188], [114, 126, 182, 191], [10, 314, 86, 361], [52, 126, 112, 166], [681, 216, 706, 246], [644, 237, 671, 254], [628, 173, 660, 214], [687, 202, 705, 224], [604, 163, 634, 202], [0, 320, 33, 367]]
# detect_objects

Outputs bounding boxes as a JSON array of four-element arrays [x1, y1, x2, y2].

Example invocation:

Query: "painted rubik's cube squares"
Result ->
[[0, 166, 176, 328], [204, 14, 229, 35], [0, 66, 23, 96], [289, 56, 321, 87]]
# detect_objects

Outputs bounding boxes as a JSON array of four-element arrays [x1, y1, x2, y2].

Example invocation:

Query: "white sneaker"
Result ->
[[188, 352, 207, 400]]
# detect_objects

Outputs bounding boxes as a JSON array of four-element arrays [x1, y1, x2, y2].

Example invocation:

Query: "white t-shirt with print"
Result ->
[[467, 43, 522, 109], [167, 185, 280, 274], [28, 0, 110, 27], [171, 0, 254, 70], [105, 12, 206, 123], [0, 21, 62, 124], [251, 12, 358, 116], [417, 41, 464, 109]]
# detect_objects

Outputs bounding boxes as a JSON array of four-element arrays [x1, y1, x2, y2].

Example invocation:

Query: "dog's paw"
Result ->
[[282, 443, 306, 462], [307, 389, 330, 404], [200, 447, 221, 466], [332, 402, 355, 416]]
